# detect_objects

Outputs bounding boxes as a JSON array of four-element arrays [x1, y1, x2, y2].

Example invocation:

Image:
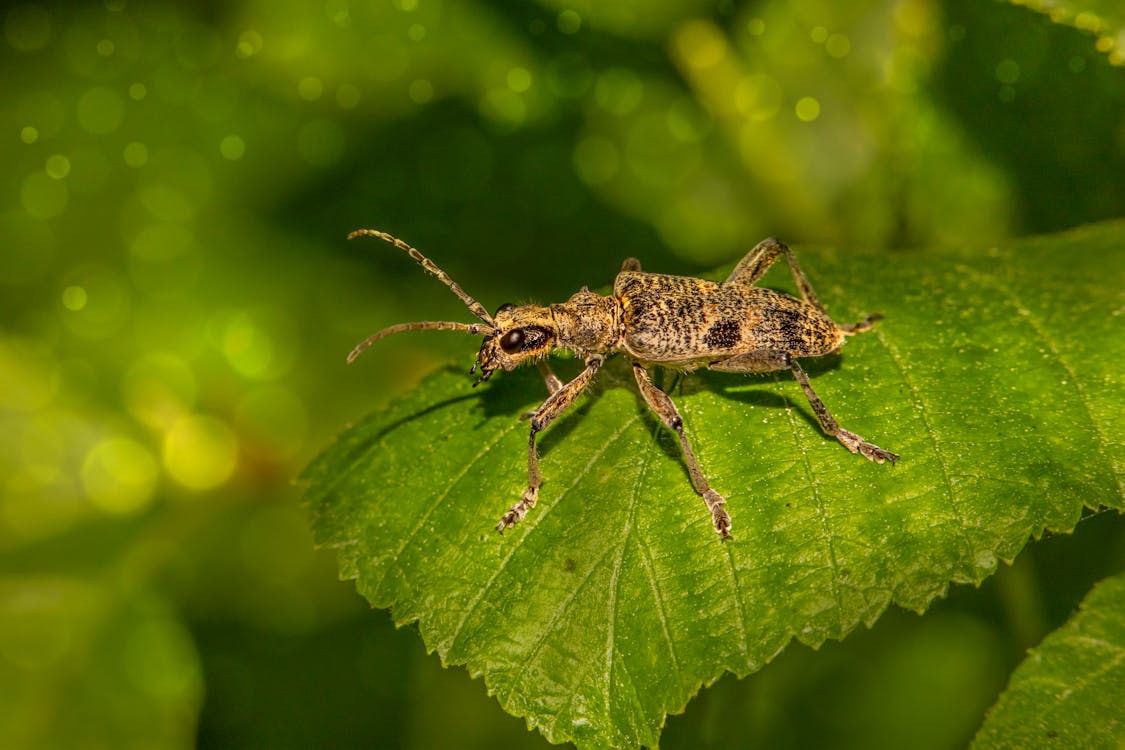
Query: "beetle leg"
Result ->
[[728, 238, 886, 338], [710, 349, 792, 373], [713, 352, 898, 464], [725, 237, 827, 315], [836, 312, 883, 334], [788, 359, 899, 464], [537, 361, 563, 395], [499, 355, 603, 532], [632, 362, 731, 538], [520, 362, 565, 419]]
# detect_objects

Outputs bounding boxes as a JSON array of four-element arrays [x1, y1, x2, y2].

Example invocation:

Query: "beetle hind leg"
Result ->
[[788, 359, 899, 464], [725, 237, 829, 315], [714, 351, 899, 464]]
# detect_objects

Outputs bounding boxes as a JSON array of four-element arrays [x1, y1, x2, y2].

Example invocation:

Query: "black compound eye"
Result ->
[[500, 329, 525, 353]]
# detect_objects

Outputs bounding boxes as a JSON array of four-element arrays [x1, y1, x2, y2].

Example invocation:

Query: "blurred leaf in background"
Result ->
[[1003, 0, 1125, 66], [0, 577, 201, 749], [1, 0, 1122, 748], [971, 571, 1125, 749]]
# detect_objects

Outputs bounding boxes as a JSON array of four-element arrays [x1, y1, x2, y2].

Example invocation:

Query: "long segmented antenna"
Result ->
[[347, 321, 494, 363], [348, 229, 494, 326]]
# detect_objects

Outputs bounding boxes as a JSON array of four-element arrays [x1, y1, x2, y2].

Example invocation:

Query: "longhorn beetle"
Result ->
[[347, 229, 898, 539]]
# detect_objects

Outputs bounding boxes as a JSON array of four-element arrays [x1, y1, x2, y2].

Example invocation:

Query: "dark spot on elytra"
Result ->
[[703, 319, 741, 349]]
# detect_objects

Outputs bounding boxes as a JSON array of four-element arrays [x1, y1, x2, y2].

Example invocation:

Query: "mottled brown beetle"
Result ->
[[347, 229, 898, 538]]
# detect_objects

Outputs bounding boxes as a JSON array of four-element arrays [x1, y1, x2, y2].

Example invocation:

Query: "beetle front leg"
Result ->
[[520, 362, 564, 419], [498, 355, 603, 532], [632, 363, 731, 538]]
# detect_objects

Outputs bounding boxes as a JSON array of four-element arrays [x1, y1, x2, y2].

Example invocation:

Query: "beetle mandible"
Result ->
[[347, 229, 898, 539]]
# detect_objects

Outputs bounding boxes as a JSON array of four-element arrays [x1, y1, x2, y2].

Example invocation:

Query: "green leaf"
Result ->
[[304, 221, 1125, 748], [1004, 0, 1125, 65], [971, 571, 1125, 748]]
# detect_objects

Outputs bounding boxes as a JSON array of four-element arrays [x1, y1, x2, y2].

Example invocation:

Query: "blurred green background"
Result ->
[[1, 1, 1123, 748]]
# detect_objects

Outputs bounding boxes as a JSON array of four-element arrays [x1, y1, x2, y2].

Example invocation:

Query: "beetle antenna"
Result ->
[[348, 229, 494, 326], [347, 321, 495, 363]]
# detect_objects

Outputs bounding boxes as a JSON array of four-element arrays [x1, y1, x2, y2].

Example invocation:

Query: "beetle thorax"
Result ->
[[550, 290, 622, 356]]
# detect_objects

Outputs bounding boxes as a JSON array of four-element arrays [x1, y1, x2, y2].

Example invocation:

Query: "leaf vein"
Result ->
[[482, 414, 645, 705], [503, 537, 620, 706], [446, 414, 643, 657], [724, 543, 750, 664], [632, 442, 684, 690], [873, 328, 977, 568], [781, 375, 845, 634], [602, 415, 662, 733], [379, 418, 523, 596], [974, 269, 1124, 497]]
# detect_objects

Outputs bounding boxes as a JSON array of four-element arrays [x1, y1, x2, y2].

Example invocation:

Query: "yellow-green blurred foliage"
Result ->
[[1, 0, 1122, 748]]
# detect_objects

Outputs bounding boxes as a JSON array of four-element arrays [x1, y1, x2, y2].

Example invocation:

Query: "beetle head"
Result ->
[[471, 302, 556, 385]]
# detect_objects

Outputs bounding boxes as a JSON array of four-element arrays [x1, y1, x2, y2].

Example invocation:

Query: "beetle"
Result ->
[[347, 229, 898, 538]]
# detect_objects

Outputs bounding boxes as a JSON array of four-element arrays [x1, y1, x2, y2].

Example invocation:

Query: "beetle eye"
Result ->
[[495, 303, 514, 315], [500, 329, 524, 353]]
